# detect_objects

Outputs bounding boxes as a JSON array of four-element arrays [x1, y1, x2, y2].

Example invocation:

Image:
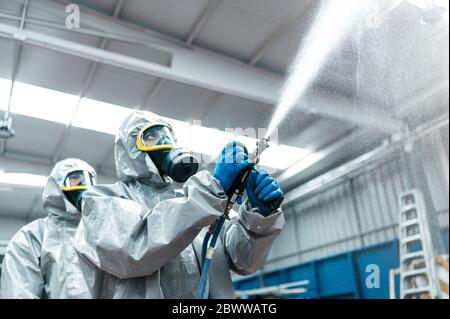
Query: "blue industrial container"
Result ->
[[234, 241, 401, 299]]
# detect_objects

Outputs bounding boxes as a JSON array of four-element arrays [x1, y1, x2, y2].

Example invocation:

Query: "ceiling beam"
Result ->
[[396, 79, 449, 118], [186, 0, 221, 45], [50, 0, 126, 165], [283, 114, 449, 207], [278, 129, 370, 187], [19, 0, 29, 31], [0, 18, 280, 104], [138, 0, 222, 111], [303, 91, 407, 134], [141, 0, 222, 119], [97, 0, 220, 174], [277, 86, 418, 190], [20, 0, 281, 104], [198, 93, 222, 122], [0, 0, 413, 138], [96, 0, 220, 173], [0, 22, 407, 134], [139, 78, 166, 111], [0, 12, 162, 46], [248, 0, 314, 66], [111, 0, 125, 18]]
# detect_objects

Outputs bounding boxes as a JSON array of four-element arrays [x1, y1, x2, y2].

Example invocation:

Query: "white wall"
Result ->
[[268, 126, 449, 271]]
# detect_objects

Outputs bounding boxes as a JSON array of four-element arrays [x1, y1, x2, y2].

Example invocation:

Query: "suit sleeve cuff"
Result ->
[[238, 200, 284, 234]]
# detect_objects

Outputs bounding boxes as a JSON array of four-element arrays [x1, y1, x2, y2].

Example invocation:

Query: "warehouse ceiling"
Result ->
[[0, 0, 448, 221]]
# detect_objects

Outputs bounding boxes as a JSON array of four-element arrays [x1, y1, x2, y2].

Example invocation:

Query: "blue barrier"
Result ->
[[234, 240, 401, 299]]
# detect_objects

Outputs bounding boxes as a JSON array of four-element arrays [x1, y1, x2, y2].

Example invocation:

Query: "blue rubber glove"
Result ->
[[213, 141, 250, 194], [246, 170, 284, 217]]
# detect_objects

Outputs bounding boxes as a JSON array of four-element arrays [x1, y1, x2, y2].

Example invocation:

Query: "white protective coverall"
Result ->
[[73, 111, 285, 298], [1, 158, 96, 299]]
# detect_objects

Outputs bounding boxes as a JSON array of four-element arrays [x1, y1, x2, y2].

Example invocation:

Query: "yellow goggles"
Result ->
[[136, 122, 176, 152], [61, 170, 95, 192]]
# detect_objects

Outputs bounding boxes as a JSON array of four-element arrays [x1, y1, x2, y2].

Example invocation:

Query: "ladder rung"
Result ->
[[401, 251, 425, 261], [401, 204, 418, 212], [402, 269, 429, 277], [402, 234, 422, 244], [401, 219, 420, 228], [403, 287, 432, 295]]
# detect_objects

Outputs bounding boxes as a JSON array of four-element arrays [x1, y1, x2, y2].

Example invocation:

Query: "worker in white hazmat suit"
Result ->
[[73, 111, 285, 298], [1, 158, 96, 299]]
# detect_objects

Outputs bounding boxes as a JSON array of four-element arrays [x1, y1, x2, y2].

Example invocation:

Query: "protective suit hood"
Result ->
[[115, 111, 172, 185], [43, 158, 96, 220]]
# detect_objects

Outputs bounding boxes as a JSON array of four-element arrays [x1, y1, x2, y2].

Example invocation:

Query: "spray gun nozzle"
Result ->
[[252, 137, 270, 164]]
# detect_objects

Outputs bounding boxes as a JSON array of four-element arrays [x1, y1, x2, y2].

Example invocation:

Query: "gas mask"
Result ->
[[61, 170, 95, 211], [137, 122, 198, 183]]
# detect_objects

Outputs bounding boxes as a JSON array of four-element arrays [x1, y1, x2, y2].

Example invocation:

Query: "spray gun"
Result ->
[[197, 137, 284, 299], [225, 137, 268, 204], [224, 137, 283, 210]]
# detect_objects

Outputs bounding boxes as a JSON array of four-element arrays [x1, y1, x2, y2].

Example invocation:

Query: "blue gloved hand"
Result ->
[[213, 140, 250, 194], [246, 170, 284, 217]]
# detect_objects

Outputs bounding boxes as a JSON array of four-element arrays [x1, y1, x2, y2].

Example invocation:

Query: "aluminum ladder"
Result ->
[[399, 190, 439, 299]]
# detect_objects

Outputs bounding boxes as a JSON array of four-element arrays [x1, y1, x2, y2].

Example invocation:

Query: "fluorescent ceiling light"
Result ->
[[0, 77, 12, 112], [10, 82, 79, 124], [72, 98, 134, 135], [1, 78, 310, 170], [161, 116, 193, 149], [0, 173, 47, 188], [161, 117, 311, 169], [232, 135, 259, 154], [188, 125, 234, 157], [259, 144, 310, 170]]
